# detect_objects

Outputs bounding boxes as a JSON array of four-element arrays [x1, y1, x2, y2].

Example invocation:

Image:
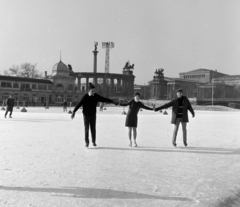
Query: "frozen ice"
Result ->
[[0, 107, 240, 207]]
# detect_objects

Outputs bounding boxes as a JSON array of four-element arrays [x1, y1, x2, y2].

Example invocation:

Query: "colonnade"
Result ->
[[76, 76, 132, 94]]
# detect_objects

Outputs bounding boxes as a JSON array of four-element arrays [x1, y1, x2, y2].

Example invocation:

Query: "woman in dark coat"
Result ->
[[119, 92, 154, 147], [154, 88, 195, 147]]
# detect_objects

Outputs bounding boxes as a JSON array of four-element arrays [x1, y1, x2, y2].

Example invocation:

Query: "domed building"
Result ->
[[50, 60, 77, 103], [52, 60, 69, 77]]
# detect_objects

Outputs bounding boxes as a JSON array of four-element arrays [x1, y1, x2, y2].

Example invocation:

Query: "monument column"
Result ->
[[116, 79, 120, 92], [93, 42, 98, 73], [94, 77, 98, 90], [121, 79, 124, 92]]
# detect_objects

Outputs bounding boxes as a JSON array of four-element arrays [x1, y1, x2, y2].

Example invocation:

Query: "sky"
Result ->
[[0, 0, 240, 84]]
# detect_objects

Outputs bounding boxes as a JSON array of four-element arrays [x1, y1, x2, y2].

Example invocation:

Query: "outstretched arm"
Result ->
[[155, 100, 174, 111], [95, 93, 114, 104], [140, 102, 154, 111], [119, 100, 132, 107]]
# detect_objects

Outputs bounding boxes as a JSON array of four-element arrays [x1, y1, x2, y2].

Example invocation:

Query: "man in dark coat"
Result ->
[[154, 88, 195, 147], [71, 83, 118, 148], [5, 95, 15, 118]]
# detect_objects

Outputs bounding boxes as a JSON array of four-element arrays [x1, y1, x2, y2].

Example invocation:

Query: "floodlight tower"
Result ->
[[102, 42, 114, 73]]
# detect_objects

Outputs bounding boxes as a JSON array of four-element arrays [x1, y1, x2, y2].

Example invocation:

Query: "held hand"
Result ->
[[71, 112, 75, 119]]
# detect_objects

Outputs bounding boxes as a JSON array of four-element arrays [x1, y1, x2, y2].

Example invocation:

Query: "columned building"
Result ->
[[0, 57, 135, 105], [179, 68, 228, 83]]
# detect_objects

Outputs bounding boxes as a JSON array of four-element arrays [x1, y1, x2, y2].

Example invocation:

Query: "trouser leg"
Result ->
[[89, 114, 96, 144], [5, 110, 9, 117], [181, 122, 187, 145], [172, 118, 181, 145], [83, 115, 90, 144], [9, 109, 13, 116]]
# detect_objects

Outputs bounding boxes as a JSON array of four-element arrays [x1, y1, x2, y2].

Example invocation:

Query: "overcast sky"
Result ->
[[0, 0, 240, 84]]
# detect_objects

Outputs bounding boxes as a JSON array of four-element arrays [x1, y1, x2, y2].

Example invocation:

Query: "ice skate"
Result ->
[[93, 143, 97, 148]]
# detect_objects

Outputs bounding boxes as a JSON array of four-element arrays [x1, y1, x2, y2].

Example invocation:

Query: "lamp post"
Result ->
[[212, 71, 214, 106]]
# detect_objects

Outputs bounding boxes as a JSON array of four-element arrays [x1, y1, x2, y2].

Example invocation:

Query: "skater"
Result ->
[[154, 88, 195, 147], [119, 92, 154, 147], [71, 83, 118, 148], [5, 95, 14, 118], [99, 102, 104, 111], [63, 100, 68, 112]]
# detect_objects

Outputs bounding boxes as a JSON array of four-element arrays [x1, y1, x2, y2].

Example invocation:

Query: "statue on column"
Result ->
[[94, 42, 98, 51]]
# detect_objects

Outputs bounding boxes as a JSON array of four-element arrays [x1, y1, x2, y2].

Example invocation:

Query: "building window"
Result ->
[[48, 85, 52, 90], [55, 95, 63, 103], [38, 84, 42, 90], [32, 95, 37, 103], [21, 83, 30, 89], [42, 85, 47, 90], [13, 83, 19, 88], [56, 84, 64, 89], [32, 84, 37, 89], [14, 94, 18, 101], [68, 84, 73, 91], [38, 84, 47, 90], [22, 94, 29, 101], [67, 95, 72, 102], [1, 82, 12, 88]]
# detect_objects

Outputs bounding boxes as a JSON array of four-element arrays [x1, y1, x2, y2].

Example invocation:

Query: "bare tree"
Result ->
[[4, 63, 43, 78], [4, 65, 20, 76]]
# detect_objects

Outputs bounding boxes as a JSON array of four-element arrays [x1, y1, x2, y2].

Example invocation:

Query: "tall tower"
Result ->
[[102, 42, 114, 73]]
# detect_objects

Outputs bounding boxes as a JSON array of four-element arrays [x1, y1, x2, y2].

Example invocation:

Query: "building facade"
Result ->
[[0, 59, 135, 105]]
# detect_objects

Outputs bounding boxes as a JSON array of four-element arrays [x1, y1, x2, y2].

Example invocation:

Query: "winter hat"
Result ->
[[176, 88, 183, 93], [134, 92, 141, 97], [89, 82, 95, 90]]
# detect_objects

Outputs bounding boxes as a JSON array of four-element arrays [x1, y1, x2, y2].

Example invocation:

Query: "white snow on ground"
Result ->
[[0, 106, 240, 207]]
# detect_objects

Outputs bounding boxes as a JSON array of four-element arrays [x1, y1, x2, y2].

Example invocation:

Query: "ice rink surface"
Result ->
[[0, 106, 240, 207]]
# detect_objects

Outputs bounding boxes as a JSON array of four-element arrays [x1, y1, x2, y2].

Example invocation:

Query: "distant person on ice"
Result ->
[[63, 100, 68, 112], [5, 95, 14, 118], [154, 88, 195, 147], [119, 92, 154, 147], [71, 83, 118, 148]]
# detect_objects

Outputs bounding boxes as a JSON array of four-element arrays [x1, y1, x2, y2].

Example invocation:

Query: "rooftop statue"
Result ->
[[123, 60, 134, 70], [155, 68, 164, 76]]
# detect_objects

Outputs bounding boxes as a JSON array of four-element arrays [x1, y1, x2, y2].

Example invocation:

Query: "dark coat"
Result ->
[[120, 100, 153, 127], [6, 98, 14, 109], [73, 93, 114, 115], [155, 96, 195, 124]]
